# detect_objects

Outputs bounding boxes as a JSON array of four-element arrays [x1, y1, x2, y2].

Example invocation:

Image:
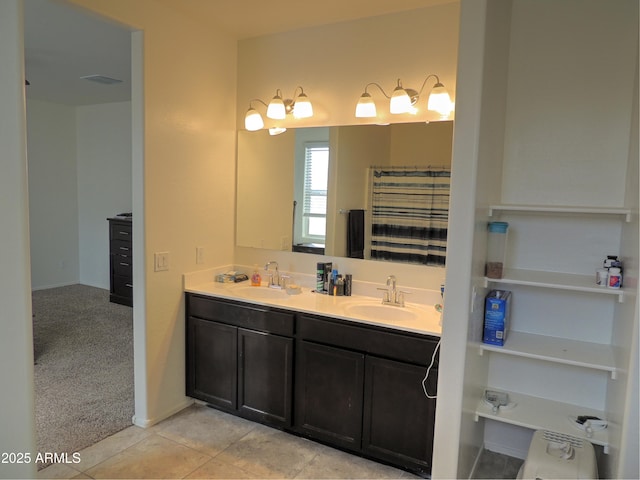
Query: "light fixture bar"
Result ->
[[354, 75, 453, 119], [244, 86, 314, 131]]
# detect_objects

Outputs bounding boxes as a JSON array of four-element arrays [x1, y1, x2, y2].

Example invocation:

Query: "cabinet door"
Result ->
[[186, 317, 237, 410], [362, 355, 436, 474], [294, 340, 365, 450], [237, 328, 293, 427]]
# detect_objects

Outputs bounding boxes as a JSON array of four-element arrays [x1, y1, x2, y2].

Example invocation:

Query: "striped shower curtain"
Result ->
[[370, 167, 450, 266]]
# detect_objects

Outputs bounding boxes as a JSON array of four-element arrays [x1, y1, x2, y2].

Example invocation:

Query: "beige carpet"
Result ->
[[32, 284, 134, 468]]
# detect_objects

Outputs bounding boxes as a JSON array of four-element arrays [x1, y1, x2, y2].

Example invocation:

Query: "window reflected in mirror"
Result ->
[[236, 121, 453, 266]]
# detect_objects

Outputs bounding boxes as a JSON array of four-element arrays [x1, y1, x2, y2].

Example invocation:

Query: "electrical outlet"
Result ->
[[154, 252, 169, 272], [196, 247, 205, 264]]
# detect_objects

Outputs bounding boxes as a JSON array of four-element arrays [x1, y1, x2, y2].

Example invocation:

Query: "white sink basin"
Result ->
[[233, 286, 289, 300], [342, 302, 421, 322]]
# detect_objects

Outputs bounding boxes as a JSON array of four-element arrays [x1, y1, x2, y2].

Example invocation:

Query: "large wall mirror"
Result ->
[[236, 121, 453, 266]]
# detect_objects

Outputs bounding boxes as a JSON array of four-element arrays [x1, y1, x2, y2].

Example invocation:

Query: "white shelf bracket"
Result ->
[[474, 413, 479, 422], [611, 370, 617, 380], [478, 346, 484, 356], [604, 443, 610, 455], [617, 292, 624, 303]]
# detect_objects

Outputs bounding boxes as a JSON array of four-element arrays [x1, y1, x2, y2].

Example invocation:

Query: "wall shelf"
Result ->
[[474, 389, 609, 451], [488, 204, 632, 222], [474, 331, 617, 378], [484, 269, 625, 302]]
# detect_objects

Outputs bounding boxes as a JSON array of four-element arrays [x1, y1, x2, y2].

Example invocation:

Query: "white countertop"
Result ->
[[185, 279, 442, 337]]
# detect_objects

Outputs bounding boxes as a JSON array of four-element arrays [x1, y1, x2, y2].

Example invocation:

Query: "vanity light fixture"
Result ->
[[355, 75, 453, 118], [269, 127, 287, 136], [244, 101, 266, 131], [244, 86, 314, 131]]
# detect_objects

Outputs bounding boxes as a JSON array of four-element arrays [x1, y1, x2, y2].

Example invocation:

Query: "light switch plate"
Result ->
[[154, 252, 169, 271]]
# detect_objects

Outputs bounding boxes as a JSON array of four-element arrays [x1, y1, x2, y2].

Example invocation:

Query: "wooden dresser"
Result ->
[[108, 215, 133, 306]]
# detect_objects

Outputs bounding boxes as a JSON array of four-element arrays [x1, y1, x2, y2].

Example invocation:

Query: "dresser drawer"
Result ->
[[112, 275, 133, 297], [110, 223, 132, 241], [113, 256, 132, 276], [111, 239, 132, 255]]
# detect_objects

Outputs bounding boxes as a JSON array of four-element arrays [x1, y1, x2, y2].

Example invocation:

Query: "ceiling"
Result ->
[[23, 0, 456, 106]]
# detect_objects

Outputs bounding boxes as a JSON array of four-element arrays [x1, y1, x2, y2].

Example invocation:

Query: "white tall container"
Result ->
[[485, 222, 509, 279]]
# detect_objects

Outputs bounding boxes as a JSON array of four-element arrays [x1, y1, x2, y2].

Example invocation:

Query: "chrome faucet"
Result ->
[[378, 275, 407, 307], [264, 261, 281, 288]]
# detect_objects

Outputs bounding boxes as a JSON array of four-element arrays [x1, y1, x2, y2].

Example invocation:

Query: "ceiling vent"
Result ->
[[80, 74, 123, 85]]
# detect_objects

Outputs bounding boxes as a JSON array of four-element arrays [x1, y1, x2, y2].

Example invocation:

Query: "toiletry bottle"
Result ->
[[608, 267, 622, 289], [329, 269, 338, 295], [316, 262, 325, 292], [250, 265, 262, 286]]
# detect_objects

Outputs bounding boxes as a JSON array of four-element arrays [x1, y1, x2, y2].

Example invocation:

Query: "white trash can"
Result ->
[[517, 430, 598, 479]]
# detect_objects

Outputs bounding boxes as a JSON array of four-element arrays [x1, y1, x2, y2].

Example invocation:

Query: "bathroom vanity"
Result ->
[[185, 281, 441, 477]]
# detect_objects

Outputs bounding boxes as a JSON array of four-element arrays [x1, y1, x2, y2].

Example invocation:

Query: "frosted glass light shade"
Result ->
[[427, 83, 453, 116], [269, 127, 287, 136], [390, 86, 412, 114], [244, 108, 264, 131], [293, 93, 313, 118], [266, 94, 286, 119], [355, 92, 377, 118]]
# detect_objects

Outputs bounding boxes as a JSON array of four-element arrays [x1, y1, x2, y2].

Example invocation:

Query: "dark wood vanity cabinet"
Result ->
[[108, 217, 133, 306], [185, 293, 438, 477], [186, 294, 294, 428], [294, 314, 438, 476], [295, 340, 365, 450], [362, 355, 437, 473]]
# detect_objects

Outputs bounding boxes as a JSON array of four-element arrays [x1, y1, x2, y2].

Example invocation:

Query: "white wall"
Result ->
[[26, 99, 132, 291], [432, 1, 498, 476], [77, 101, 132, 289], [0, 1, 37, 478], [502, 0, 635, 207], [27, 99, 79, 290], [449, 0, 639, 477], [607, 49, 639, 479]]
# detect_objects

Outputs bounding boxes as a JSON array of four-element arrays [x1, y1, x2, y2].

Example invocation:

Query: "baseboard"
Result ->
[[31, 281, 78, 291], [483, 440, 528, 460], [132, 398, 194, 428]]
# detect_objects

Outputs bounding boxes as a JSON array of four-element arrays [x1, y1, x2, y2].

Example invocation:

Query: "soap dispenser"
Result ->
[[250, 265, 262, 286]]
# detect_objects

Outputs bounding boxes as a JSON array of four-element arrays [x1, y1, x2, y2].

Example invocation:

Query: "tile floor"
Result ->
[[38, 403, 521, 479], [38, 404, 422, 479], [473, 449, 523, 479]]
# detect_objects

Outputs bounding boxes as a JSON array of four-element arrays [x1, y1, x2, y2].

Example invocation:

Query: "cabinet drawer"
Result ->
[[111, 239, 132, 254], [187, 294, 294, 337], [110, 223, 132, 241], [113, 256, 132, 276], [297, 314, 438, 366], [112, 275, 133, 296]]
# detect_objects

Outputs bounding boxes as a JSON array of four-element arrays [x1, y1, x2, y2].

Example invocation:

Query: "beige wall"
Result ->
[[237, 3, 460, 130], [69, 0, 238, 425], [389, 121, 453, 168], [237, 129, 295, 250]]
